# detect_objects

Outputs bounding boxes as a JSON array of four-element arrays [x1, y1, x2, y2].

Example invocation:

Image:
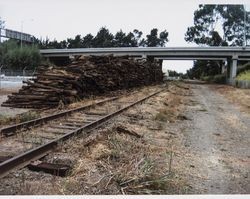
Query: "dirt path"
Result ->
[[181, 84, 250, 194]]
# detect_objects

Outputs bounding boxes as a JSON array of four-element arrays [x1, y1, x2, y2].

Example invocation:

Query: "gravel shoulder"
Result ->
[[179, 84, 250, 194]]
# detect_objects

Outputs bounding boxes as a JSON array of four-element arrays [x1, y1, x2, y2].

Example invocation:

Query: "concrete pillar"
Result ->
[[228, 56, 238, 85], [230, 59, 237, 78], [142, 54, 147, 59]]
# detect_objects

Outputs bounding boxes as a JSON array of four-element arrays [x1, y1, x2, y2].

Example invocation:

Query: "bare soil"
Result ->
[[0, 88, 29, 120]]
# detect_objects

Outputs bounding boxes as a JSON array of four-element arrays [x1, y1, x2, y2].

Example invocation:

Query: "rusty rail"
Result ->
[[0, 97, 118, 136], [0, 89, 163, 178]]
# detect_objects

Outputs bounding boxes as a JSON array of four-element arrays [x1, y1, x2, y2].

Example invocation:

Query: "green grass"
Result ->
[[237, 70, 250, 81], [17, 111, 40, 123], [0, 114, 12, 125]]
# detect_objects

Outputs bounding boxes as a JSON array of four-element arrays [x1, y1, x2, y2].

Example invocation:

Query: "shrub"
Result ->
[[213, 74, 226, 84], [237, 70, 250, 81], [201, 74, 226, 84], [0, 40, 42, 70], [201, 76, 213, 82], [237, 62, 250, 75]]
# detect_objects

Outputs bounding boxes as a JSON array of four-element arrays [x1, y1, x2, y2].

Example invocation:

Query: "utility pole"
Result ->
[[0, 18, 5, 44], [20, 19, 33, 49], [21, 21, 23, 49], [244, 5, 247, 47], [0, 65, 3, 90]]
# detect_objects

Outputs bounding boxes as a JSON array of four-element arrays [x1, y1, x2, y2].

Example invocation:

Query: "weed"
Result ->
[[0, 114, 12, 125], [140, 157, 154, 175], [154, 109, 173, 122], [0, 111, 39, 126], [237, 70, 250, 81], [16, 111, 40, 123]]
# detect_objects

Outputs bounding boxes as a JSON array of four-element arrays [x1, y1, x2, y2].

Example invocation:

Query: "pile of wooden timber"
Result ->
[[2, 55, 163, 109]]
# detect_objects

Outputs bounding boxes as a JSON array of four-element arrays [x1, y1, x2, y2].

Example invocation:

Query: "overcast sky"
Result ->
[[0, 0, 249, 73]]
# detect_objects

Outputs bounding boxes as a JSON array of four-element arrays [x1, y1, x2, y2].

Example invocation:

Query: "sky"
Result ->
[[0, 0, 249, 73]]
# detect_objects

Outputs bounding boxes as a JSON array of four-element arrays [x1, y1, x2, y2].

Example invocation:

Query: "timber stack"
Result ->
[[2, 55, 163, 109]]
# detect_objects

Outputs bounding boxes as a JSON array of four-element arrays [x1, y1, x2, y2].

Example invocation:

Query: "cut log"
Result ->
[[2, 55, 163, 109]]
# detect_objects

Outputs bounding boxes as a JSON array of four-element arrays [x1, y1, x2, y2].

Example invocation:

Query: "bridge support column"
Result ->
[[228, 56, 238, 85], [142, 54, 147, 59]]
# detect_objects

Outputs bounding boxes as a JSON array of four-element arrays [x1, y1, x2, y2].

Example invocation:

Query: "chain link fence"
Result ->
[[0, 68, 35, 89], [0, 69, 36, 77]]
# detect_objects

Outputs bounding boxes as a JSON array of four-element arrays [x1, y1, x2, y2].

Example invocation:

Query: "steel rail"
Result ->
[[0, 97, 118, 136], [0, 89, 163, 178]]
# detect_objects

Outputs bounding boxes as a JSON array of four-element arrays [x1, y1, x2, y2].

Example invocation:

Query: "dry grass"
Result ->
[[154, 109, 174, 122], [6, 82, 191, 195], [55, 83, 191, 194], [154, 88, 185, 123], [59, 129, 188, 194], [213, 85, 250, 113]]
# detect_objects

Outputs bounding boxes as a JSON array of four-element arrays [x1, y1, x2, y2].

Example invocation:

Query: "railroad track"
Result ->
[[0, 88, 164, 178]]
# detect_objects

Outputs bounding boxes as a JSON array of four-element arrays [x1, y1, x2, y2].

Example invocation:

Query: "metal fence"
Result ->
[[0, 69, 35, 76], [0, 68, 35, 90]]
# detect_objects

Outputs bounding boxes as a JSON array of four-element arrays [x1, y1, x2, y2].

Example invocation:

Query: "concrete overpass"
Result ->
[[40, 47, 250, 82]]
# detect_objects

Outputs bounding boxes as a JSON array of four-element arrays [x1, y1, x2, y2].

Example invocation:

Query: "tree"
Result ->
[[145, 28, 169, 47], [82, 34, 94, 48], [114, 30, 127, 47], [33, 27, 169, 49], [168, 70, 180, 77], [122, 29, 143, 47], [0, 18, 5, 44], [60, 40, 68, 48], [185, 4, 250, 46], [92, 27, 114, 47], [68, 35, 82, 48]]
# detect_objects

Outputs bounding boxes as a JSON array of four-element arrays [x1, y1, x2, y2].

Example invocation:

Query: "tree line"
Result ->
[[34, 27, 169, 49]]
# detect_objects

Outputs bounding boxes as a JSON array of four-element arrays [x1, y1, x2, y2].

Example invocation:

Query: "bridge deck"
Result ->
[[40, 47, 250, 60]]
